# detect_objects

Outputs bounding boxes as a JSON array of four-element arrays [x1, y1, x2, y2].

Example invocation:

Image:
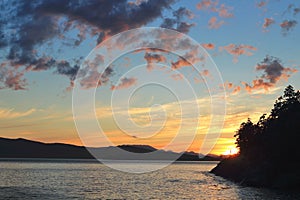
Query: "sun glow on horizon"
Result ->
[[222, 147, 239, 156]]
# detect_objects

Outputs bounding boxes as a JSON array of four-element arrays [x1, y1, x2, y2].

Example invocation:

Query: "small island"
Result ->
[[211, 85, 300, 190]]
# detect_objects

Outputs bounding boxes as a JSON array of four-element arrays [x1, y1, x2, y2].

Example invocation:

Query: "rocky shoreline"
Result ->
[[210, 156, 300, 190]]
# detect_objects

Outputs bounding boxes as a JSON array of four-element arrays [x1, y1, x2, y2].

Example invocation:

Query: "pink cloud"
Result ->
[[280, 20, 297, 35], [111, 77, 137, 90], [218, 4, 233, 18], [208, 17, 224, 29], [144, 52, 167, 71], [201, 69, 210, 77], [171, 47, 204, 69], [243, 56, 298, 93], [219, 44, 257, 63], [171, 74, 184, 81], [196, 0, 218, 11], [256, 1, 268, 8], [196, 0, 233, 18]]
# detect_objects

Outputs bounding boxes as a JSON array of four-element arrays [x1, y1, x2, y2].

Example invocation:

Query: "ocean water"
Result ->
[[0, 160, 299, 200]]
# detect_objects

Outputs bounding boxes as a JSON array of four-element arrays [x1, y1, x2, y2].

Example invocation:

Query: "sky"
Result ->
[[0, 0, 300, 155]]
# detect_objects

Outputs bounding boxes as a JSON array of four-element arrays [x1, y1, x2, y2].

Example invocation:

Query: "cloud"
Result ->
[[219, 44, 257, 63], [201, 43, 215, 50], [196, 0, 218, 11], [218, 4, 233, 18], [263, 18, 275, 30], [160, 7, 195, 33], [243, 56, 297, 93], [224, 82, 241, 95], [201, 69, 210, 77], [208, 17, 224, 29], [284, 4, 300, 16], [256, 1, 268, 8], [111, 77, 137, 90], [171, 74, 184, 81], [171, 59, 191, 70], [280, 20, 297, 35], [144, 52, 167, 71], [79, 65, 114, 89], [196, 0, 233, 18], [0, 66, 27, 90], [0, 0, 178, 90], [171, 46, 203, 69], [0, 108, 36, 119]]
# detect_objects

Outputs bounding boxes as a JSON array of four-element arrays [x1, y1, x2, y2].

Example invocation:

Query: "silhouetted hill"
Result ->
[[0, 137, 93, 159], [0, 137, 220, 161]]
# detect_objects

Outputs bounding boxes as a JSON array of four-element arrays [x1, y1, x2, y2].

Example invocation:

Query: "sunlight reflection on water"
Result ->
[[0, 161, 299, 199]]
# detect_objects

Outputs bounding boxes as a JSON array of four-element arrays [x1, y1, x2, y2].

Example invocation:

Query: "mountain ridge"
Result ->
[[0, 137, 220, 161]]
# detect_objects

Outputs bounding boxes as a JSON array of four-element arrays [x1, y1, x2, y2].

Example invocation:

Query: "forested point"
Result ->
[[211, 85, 300, 189]]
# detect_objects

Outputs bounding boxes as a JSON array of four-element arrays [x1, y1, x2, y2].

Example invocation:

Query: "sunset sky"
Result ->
[[0, 0, 300, 155]]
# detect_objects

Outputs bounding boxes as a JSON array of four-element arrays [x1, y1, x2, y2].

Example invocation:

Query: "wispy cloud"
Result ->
[[256, 1, 268, 8], [0, 108, 36, 119], [208, 17, 225, 29], [196, 0, 233, 18]]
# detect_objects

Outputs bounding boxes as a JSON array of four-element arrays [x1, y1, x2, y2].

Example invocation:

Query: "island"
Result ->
[[0, 137, 220, 161], [211, 85, 300, 190]]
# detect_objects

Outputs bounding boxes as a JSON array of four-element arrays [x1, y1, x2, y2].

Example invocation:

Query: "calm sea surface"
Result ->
[[0, 160, 299, 199]]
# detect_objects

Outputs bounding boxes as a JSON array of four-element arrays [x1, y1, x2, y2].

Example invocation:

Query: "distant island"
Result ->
[[0, 137, 220, 161], [211, 85, 300, 190]]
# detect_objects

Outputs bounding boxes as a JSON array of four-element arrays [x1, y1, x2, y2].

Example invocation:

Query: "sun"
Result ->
[[222, 147, 239, 156]]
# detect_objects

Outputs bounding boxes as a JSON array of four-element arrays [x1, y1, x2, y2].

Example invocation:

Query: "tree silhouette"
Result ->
[[212, 85, 300, 189], [234, 85, 300, 163]]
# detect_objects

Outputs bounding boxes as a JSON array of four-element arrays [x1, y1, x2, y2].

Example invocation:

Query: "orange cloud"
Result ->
[[263, 18, 275, 30], [224, 82, 241, 95], [201, 43, 215, 50], [219, 44, 257, 63], [171, 58, 191, 69]]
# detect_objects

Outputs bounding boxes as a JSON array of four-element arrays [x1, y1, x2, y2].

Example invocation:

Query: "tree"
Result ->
[[270, 85, 299, 119], [235, 85, 300, 161], [234, 118, 256, 156]]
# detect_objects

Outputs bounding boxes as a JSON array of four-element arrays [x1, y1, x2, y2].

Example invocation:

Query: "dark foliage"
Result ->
[[212, 85, 300, 189], [234, 85, 300, 163]]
